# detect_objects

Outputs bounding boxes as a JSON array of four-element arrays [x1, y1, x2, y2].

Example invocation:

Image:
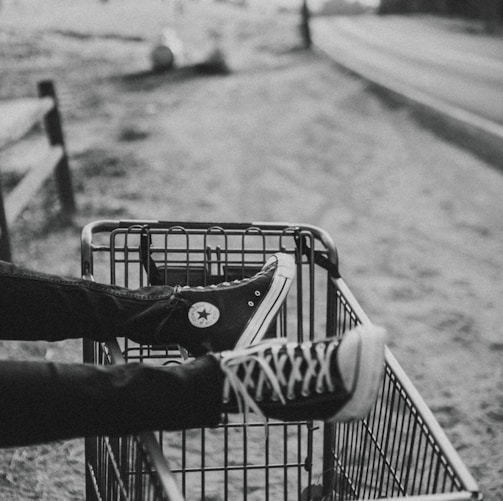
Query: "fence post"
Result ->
[[300, 0, 312, 49], [0, 175, 12, 261], [37, 80, 76, 220]]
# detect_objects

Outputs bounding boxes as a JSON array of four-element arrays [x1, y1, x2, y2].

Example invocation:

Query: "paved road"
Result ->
[[312, 15, 503, 126]]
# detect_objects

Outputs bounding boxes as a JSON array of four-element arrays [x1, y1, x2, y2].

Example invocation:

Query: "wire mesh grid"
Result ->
[[331, 367, 467, 499], [85, 340, 174, 501], [82, 220, 479, 501]]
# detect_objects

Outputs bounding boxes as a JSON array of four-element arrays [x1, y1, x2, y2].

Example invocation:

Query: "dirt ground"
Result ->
[[0, 1, 502, 499]]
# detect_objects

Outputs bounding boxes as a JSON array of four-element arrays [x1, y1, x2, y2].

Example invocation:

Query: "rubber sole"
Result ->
[[234, 253, 296, 349], [332, 324, 386, 422]]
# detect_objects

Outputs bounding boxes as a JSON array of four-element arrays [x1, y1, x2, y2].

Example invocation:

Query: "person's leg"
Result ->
[[0, 324, 385, 448], [0, 355, 224, 448], [0, 259, 176, 344], [0, 254, 295, 354]]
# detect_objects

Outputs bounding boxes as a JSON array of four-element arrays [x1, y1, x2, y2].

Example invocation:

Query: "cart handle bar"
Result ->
[[81, 219, 340, 278]]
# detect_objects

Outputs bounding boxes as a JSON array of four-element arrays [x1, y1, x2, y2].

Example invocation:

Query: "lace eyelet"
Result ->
[[254, 290, 261, 297], [248, 301, 254, 307]]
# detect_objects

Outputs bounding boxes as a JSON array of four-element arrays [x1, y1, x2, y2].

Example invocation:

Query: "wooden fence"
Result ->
[[0, 80, 76, 261]]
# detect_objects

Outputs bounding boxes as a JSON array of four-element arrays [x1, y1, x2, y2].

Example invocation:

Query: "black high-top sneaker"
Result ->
[[157, 253, 295, 356], [218, 324, 386, 423]]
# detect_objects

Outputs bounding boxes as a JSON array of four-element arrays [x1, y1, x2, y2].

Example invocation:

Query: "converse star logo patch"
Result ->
[[188, 302, 220, 328]]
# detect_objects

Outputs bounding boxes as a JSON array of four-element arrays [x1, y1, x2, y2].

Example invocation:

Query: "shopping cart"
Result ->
[[81, 220, 480, 501]]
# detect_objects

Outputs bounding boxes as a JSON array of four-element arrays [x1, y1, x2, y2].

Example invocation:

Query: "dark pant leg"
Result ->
[[0, 355, 224, 447], [0, 260, 176, 344]]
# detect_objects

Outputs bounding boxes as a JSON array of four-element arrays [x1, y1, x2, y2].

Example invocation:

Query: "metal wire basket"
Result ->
[[81, 220, 480, 501]]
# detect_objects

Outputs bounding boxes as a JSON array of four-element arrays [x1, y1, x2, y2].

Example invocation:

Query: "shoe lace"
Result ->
[[221, 339, 337, 420]]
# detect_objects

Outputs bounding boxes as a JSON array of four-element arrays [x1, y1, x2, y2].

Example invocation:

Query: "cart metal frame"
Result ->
[[81, 219, 480, 501]]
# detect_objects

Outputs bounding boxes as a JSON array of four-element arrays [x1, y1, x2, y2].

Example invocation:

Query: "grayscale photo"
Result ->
[[0, 0, 501, 499]]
